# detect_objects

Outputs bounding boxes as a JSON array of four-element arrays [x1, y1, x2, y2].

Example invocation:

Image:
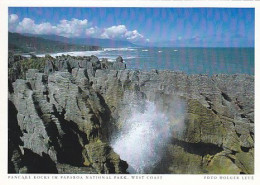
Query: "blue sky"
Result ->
[[9, 7, 254, 47]]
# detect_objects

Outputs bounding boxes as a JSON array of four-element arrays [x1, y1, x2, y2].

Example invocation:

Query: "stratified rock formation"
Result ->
[[8, 54, 254, 174]]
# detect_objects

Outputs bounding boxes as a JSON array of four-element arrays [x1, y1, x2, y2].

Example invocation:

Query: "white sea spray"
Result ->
[[111, 97, 186, 173]]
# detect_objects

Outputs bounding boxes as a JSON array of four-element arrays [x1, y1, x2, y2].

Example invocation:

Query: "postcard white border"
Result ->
[[0, 1, 259, 185]]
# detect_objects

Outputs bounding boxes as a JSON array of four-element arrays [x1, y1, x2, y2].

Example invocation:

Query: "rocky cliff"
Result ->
[[8, 54, 254, 174]]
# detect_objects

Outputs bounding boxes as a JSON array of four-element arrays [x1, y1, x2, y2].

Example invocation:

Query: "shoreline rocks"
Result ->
[[8, 54, 254, 174]]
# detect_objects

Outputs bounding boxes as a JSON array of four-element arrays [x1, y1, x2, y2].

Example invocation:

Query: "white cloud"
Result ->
[[85, 26, 101, 38], [36, 22, 56, 34], [101, 25, 128, 39], [16, 18, 36, 33], [101, 25, 146, 42], [9, 14, 19, 32], [55, 18, 89, 37], [10, 15, 90, 37], [9, 14, 19, 24], [8, 14, 148, 43], [125, 30, 144, 42], [15, 18, 55, 35]]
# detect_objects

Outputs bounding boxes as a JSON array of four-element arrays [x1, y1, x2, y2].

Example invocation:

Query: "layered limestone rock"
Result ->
[[8, 54, 254, 174], [8, 61, 128, 173]]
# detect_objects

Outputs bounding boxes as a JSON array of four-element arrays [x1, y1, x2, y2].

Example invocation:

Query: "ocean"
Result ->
[[36, 47, 254, 75]]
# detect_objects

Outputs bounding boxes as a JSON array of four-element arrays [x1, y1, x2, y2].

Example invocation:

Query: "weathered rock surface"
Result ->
[[8, 54, 254, 174], [8, 55, 128, 174]]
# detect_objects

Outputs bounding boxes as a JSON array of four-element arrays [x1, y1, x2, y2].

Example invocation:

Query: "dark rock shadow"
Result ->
[[171, 138, 223, 156], [23, 149, 58, 173], [52, 106, 88, 166], [8, 100, 23, 173]]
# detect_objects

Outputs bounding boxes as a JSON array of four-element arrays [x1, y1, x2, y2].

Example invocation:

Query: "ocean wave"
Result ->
[[34, 49, 137, 62], [142, 49, 148, 52], [124, 56, 136, 60], [21, 54, 31, 58], [99, 56, 136, 61], [36, 50, 104, 57], [103, 48, 137, 51], [107, 59, 116, 62], [98, 56, 117, 62]]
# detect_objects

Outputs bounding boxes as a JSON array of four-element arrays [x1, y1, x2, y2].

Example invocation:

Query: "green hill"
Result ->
[[9, 32, 100, 54], [23, 33, 137, 48]]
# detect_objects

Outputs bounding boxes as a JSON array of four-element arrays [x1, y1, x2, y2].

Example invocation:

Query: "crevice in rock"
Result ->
[[236, 132, 241, 137], [8, 80, 14, 93], [23, 148, 58, 173], [202, 95, 218, 115], [231, 150, 238, 155], [103, 160, 116, 174], [8, 100, 24, 173], [31, 94, 64, 165], [83, 69, 90, 81], [171, 138, 223, 156], [233, 122, 242, 138], [96, 92, 118, 142], [212, 109, 218, 115], [25, 82, 32, 90], [66, 61, 73, 73], [75, 96, 82, 112], [8, 100, 23, 145], [43, 90, 50, 102], [31, 94, 44, 118], [241, 114, 246, 118], [52, 106, 88, 166], [221, 92, 232, 102], [225, 155, 236, 164], [241, 146, 251, 153], [235, 98, 243, 109], [250, 132, 254, 141], [248, 118, 254, 123]]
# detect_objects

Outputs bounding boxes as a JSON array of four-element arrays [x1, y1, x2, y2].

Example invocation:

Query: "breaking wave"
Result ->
[[36, 50, 104, 57], [103, 48, 137, 51]]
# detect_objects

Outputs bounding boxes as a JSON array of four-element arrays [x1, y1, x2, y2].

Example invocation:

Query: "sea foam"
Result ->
[[36, 50, 104, 57]]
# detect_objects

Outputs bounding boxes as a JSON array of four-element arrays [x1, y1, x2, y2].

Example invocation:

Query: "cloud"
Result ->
[[55, 18, 89, 37], [9, 14, 19, 31], [37, 22, 56, 34], [101, 25, 128, 39], [101, 25, 147, 42], [8, 14, 148, 43], [9, 14, 19, 24], [125, 30, 145, 42], [16, 18, 37, 33], [14, 18, 56, 35], [9, 15, 90, 37], [85, 26, 101, 38]]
